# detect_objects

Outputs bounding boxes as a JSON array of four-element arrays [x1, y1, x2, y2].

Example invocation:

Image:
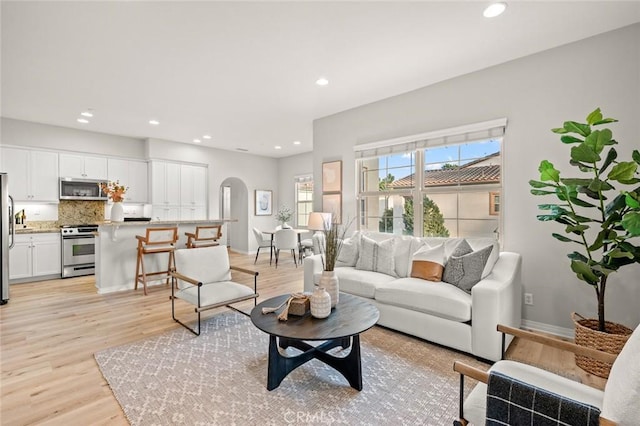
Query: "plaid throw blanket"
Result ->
[[486, 371, 601, 426]]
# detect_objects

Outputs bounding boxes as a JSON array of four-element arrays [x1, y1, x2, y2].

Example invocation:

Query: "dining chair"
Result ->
[[273, 228, 298, 268], [252, 227, 274, 265]]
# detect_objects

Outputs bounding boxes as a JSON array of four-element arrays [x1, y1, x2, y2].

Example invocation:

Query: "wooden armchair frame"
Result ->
[[453, 324, 618, 426], [170, 265, 259, 336]]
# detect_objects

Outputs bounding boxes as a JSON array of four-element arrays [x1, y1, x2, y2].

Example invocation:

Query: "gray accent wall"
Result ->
[[313, 23, 640, 331]]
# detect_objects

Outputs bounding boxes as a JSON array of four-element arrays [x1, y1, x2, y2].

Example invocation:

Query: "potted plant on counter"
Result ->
[[529, 107, 640, 377], [99, 181, 128, 222]]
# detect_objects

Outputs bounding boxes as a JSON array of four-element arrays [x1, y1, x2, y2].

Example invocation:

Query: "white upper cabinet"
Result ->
[[60, 153, 107, 179], [180, 164, 207, 206], [107, 158, 148, 203], [151, 161, 181, 206], [0, 147, 59, 202]]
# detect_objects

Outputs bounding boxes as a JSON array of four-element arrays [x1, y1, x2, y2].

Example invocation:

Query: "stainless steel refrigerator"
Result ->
[[1, 172, 15, 304]]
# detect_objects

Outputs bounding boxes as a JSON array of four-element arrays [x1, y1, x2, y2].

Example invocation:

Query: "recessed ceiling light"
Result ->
[[203, 135, 212, 139], [77, 118, 89, 124], [149, 119, 160, 125], [483, 2, 507, 18], [293, 140, 301, 145], [316, 77, 329, 86], [275, 145, 282, 150], [81, 111, 93, 117], [193, 139, 201, 144]]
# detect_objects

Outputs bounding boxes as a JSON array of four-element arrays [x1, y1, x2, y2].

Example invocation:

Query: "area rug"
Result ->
[[95, 312, 488, 425]]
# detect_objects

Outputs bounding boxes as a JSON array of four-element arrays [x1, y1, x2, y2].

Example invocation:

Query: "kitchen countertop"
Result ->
[[15, 227, 60, 234], [98, 219, 237, 227]]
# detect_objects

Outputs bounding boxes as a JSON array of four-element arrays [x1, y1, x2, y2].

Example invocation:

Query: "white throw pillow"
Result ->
[[409, 243, 445, 282], [394, 236, 414, 278], [601, 325, 640, 425], [336, 235, 359, 267], [356, 234, 396, 277]]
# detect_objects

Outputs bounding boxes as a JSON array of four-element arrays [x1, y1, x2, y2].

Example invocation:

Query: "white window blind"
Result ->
[[354, 118, 507, 160]]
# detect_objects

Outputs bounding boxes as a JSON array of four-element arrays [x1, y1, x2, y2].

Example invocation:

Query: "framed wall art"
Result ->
[[322, 160, 342, 193], [322, 193, 342, 224], [255, 189, 273, 216]]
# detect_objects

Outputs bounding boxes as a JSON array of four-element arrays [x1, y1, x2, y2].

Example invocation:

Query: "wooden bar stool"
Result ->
[[135, 227, 179, 295], [185, 225, 222, 249]]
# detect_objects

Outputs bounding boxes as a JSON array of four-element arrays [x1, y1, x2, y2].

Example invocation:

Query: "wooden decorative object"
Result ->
[[288, 297, 310, 316]]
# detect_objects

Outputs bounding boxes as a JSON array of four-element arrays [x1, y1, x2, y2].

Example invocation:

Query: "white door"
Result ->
[[128, 160, 148, 203], [59, 154, 86, 178]]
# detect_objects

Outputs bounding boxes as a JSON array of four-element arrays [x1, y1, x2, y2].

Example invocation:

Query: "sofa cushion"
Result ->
[[467, 238, 500, 278], [394, 236, 414, 278], [356, 234, 396, 277], [336, 233, 360, 267], [316, 267, 396, 299], [443, 244, 494, 293], [375, 277, 472, 322], [601, 324, 640, 424], [442, 239, 473, 284], [410, 243, 445, 282]]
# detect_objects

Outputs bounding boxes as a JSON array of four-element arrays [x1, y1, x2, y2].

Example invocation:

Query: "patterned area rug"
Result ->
[[95, 312, 487, 425]]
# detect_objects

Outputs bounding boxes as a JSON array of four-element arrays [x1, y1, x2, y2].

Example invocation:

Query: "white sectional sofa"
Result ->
[[304, 232, 522, 362]]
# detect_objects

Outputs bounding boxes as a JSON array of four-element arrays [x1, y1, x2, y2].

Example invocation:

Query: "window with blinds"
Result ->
[[355, 119, 505, 239], [295, 175, 313, 227]]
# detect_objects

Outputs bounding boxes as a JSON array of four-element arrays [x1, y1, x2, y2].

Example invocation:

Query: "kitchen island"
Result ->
[[96, 220, 235, 294]]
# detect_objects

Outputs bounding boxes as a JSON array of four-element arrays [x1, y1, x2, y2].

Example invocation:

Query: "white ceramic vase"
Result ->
[[310, 287, 331, 319], [319, 270, 339, 308], [110, 202, 124, 222]]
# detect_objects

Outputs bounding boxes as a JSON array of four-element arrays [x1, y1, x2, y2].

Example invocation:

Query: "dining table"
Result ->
[[262, 228, 311, 264]]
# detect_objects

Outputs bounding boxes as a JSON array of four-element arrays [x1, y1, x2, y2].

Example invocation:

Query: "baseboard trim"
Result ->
[[521, 319, 574, 339]]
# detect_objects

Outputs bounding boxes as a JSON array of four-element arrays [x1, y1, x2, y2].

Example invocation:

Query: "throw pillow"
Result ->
[[355, 234, 396, 277], [441, 239, 473, 284], [410, 243, 445, 282], [335, 235, 359, 267], [443, 244, 494, 293]]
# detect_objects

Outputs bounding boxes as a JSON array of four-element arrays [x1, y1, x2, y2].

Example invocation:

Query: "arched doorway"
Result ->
[[219, 177, 249, 253]]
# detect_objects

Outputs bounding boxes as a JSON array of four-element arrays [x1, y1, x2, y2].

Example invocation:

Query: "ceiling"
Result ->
[[2, 2, 639, 158]]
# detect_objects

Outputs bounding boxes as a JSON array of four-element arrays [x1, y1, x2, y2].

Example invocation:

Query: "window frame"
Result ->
[[294, 175, 313, 228]]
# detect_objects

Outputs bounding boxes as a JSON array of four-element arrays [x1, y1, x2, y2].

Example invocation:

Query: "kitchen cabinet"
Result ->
[[9, 233, 61, 281], [180, 206, 207, 221], [152, 206, 180, 221], [60, 153, 107, 179], [151, 161, 181, 206], [108, 158, 148, 203], [0, 147, 59, 202], [180, 164, 207, 220]]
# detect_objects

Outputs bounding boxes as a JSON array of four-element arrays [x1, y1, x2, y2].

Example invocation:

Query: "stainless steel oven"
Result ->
[[61, 225, 98, 278]]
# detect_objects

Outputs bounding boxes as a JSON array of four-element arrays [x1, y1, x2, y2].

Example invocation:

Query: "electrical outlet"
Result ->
[[524, 293, 533, 306]]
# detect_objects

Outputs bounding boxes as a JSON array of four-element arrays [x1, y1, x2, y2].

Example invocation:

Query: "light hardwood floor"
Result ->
[[0, 251, 606, 425]]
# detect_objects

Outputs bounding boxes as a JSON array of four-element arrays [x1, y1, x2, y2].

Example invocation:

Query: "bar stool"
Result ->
[[135, 227, 179, 295], [185, 225, 222, 248]]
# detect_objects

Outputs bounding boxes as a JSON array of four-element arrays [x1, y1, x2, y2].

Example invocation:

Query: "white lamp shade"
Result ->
[[308, 212, 332, 231]]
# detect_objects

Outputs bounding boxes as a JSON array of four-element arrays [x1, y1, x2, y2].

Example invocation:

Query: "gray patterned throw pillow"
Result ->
[[443, 244, 494, 293]]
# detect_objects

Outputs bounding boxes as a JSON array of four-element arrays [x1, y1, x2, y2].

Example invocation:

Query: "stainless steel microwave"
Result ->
[[59, 178, 108, 201]]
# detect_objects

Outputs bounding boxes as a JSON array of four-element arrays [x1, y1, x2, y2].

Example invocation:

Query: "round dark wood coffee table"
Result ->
[[250, 293, 379, 391]]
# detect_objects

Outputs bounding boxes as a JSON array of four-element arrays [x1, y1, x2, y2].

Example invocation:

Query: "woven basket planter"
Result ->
[[572, 312, 633, 378]]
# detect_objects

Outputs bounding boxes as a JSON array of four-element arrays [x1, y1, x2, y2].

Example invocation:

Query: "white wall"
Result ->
[[1, 117, 146, 158], [277, 151, 313, 226], [313, 24, 640, 331]]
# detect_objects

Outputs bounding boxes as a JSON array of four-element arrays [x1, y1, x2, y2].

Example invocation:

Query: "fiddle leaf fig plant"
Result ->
[[529, 108, 640, 332]]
